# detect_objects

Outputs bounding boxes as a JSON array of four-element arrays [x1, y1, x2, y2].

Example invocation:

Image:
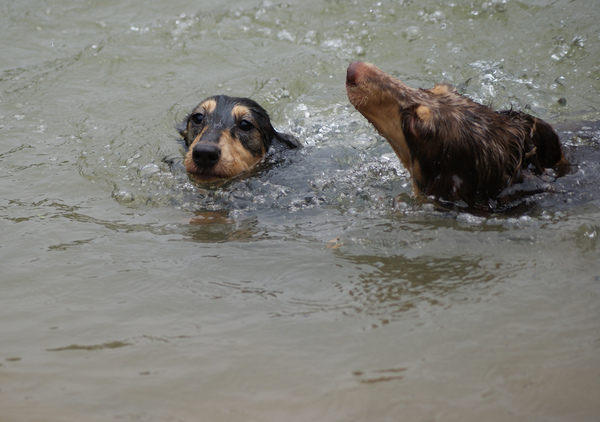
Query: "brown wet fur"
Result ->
[[179, 95, 299, 182], [346, 61, 570, 206]]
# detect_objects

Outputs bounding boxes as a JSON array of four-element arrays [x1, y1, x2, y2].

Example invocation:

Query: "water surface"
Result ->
[[1, 1, 599, 421]]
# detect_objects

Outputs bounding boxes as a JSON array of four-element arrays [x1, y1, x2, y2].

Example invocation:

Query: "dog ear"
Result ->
[[177, 115, 189, 139], [273, 131, 302, 149]]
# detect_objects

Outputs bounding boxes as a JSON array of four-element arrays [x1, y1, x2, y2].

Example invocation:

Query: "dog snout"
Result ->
[[192, 143, 221, 168]]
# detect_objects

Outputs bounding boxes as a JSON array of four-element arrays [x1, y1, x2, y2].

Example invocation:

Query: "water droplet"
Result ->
[[404, 26, 421, 41]]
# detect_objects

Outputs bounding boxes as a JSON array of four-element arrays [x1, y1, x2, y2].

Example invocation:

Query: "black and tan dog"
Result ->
[[179, 95, 299, 182], [346, 61, 570, 207]]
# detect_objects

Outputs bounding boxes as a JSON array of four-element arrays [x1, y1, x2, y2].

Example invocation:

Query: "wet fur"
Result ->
[[179, 95, 299, 182], [346, 61, 570, 206]]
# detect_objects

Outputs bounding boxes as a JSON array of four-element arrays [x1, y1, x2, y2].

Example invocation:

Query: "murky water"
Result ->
[[1, 0, 599, 421]]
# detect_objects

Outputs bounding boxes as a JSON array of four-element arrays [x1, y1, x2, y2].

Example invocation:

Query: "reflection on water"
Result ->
[[349, 254, 500, 319], [186, 211, 259, 243]]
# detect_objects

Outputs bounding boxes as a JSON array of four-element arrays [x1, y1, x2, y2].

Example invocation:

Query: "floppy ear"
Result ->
[[177, 115, 189, 139], [273, 131, 302, 149]]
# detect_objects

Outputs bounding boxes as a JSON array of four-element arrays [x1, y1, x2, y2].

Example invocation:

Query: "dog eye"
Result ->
[[191, 113, 204, 125], [238, 119, 254, 131]]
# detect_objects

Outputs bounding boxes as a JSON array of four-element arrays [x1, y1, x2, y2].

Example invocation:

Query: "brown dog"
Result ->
[[346, 61, 570, 206], [179, 95, 299, 182]]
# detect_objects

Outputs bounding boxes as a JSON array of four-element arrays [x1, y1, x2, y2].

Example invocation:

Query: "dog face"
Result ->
[[346, 61, 569, 205], [179, 95, 281, 182]]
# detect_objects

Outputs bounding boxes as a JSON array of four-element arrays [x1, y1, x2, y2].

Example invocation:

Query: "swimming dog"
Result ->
[[179, 95, 299, 182], [346, 61, 570, 207]]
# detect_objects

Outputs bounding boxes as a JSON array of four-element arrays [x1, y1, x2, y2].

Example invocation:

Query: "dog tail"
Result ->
[[528, 116, 570, 176], [502, 110, 570, 177]]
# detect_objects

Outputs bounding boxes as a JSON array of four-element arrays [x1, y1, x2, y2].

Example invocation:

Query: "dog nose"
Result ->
[[346, 61, 362, 85], [192, 143, 221, 168]]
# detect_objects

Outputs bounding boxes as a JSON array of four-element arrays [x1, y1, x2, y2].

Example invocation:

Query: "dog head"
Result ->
[[179, 95, 299, 182], [346, 61, 425, 173]]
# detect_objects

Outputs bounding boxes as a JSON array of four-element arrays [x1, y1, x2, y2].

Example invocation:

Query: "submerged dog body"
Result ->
[[346, 61, 570, 206], [179, 95, 299, 182]]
